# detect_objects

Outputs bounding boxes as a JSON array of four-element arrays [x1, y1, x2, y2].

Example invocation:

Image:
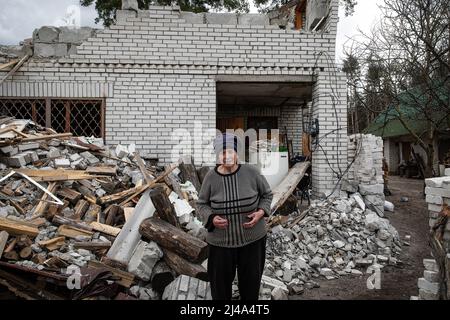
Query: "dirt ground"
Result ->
[[292, 176, 431, 300]]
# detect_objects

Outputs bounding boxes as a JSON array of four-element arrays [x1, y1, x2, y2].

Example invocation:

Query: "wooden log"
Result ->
[[56, 188, 82, 204], [0, 231, 8, 258], [19, 247, 32, 259], [179, 160, 201, 192], [164, 164, 183, 198], [0, 217, 39, 237], [86, 166, 117, 176], [139, 217, 208, 263], [150, 186, 180, 228], [73, 199, 90, 220], [163, 249, 208, 281], [52, 215, 93, 232], [3, 251, 19, 261], [57, 225, 93, 239], [90, 221, 121, 237], [9, 199, 26, 216], [150, 260, 175, 294], [16, 235, 33, 249], [31, 253, 47, 265], [270, 161, 311, 216]]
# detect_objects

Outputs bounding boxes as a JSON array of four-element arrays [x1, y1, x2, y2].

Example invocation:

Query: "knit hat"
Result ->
[[213, 132, 241, 154]]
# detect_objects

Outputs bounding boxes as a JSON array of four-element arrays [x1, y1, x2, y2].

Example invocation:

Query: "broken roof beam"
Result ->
[[0, 54, 30, 85]]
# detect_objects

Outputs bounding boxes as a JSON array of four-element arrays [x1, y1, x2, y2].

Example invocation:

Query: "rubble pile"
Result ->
[[261, 194, 402, 299], [0, 116, 206, 300]]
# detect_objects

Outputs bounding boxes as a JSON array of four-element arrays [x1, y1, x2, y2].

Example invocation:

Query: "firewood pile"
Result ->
[[0, 116, 210, 300]]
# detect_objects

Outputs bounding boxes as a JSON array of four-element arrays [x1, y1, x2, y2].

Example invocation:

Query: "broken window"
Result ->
[[0, 98, 104, 138]]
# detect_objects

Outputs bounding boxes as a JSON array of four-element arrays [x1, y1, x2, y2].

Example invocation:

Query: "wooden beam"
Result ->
[[0, 59, 19, 71], [163, 249, 208, 281], [133, 151, 153, 184], [270, 161, 310, 215], [57, 225, 93, 239], [73, 241, 111, 250], [86, 166, 117, 176], [0, 54, 29, 85], [150, 186, 180, 228]]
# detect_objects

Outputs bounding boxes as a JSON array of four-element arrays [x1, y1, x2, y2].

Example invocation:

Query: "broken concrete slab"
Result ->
[[205, 13, 238, 25], [79, 151, 100, 165], [17, 143, 40, 152], [127, 240, 163, 281], [34, 26, 60, 43]]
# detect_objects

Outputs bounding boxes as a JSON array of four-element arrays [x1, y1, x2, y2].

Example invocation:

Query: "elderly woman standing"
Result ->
[[196, 133, 273, 300]]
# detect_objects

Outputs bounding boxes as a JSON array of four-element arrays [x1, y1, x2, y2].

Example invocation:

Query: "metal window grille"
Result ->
[[0, 98, 105, 138]]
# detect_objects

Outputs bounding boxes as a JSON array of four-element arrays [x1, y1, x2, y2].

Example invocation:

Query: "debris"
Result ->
[[384, 200, 394, 212], [162, 275, 211, 300], [127, 240, 163, 281], [400, 197, 409, 202]]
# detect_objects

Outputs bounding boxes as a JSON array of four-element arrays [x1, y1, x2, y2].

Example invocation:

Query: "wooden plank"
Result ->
[[38, 236, 66, 251], [270, 161, 311, 216], [0, 59, 19, 71], [0, 231, 8, 258], [0, 217, 39, 237], [86, 166, 117, 176], [52, 215, 93, 232], [15, 168, 100, 182], [57, 225, 93, 239], [87, 260, 135, 288], [90, 221, 121, 237], [72, 241, 111, 250], [20, 132, 73, 142], [56, 187, 82, 204], [133, 151, 153, 184], [0, 54, 30, 85]]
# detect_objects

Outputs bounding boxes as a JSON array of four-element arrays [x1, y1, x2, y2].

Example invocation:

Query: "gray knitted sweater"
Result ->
[[196, 164, 273, 248]]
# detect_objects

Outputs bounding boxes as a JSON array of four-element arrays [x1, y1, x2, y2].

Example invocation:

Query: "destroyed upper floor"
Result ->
[[0, 0, 337, 62]]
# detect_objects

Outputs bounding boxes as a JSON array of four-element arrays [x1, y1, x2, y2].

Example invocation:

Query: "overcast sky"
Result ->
[[0, 0, 383, 62]]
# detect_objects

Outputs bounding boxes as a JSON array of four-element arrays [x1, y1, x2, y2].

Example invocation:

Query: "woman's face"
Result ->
[[217, 149, 238, 167]]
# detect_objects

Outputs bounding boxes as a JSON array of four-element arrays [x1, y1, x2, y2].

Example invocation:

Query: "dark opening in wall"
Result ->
[[0, 98, 105, 138]]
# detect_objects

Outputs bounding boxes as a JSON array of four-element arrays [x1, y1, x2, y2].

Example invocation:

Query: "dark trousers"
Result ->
[[207, 236, 266, 300]]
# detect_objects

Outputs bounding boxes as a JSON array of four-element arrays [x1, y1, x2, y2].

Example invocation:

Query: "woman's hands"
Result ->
[[212, 215, 228, 229], [243, 209, 265, 229], [212, 209, 266, 229]]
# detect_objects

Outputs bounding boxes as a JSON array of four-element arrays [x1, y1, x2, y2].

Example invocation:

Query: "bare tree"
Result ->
[[344, 0, 449, 178]]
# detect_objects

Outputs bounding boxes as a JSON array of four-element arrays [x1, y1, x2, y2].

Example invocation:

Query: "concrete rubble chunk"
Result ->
[[34, 26, 60, 42], [54, 158, 71, 168], [418, 277, 439, 294], [115, 145, 129, 159], [127, 240, 163, 281], [271, 287, 288, 300], [122, 0, 139, 11], [162, 275, 211, 300], [359, 184, 384, 196], [423, 259, 439, 272]]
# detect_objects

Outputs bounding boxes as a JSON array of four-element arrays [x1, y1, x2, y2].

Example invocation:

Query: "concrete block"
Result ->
[[122, 0, 138, 11], [1, 146, 18, 156], [425, 176, 450, 188], [180, 12, 204, 24], [261, 275, 288, 293], [445, 168, 450, 176], [7, 154, 27, 167], [47, 149, 61, 158], [205, 13, 237, 25], [54, 158, 71, 168], [69, 153, 82, 162], [419, 289, 438, 300], [34, 26, 59, 43], [238, 14, 269, 26], [359, 184, 384, 196], [271, 287, 288, 300], [425, 187, 450, 198], [34, 43, 68, 58], [79, 151, 99, 165], [162, 275, 211, 300], [127, 240, 163, 281], [428, 204, 443, 212], [426, 194, 443, 205], [115, 145, 129, 158], [423, 259, 439, 272], [59, 27, 95, 44], [18, 143, 40, 151], [418, 278, 439, 294], [424, 270, 440, 283]]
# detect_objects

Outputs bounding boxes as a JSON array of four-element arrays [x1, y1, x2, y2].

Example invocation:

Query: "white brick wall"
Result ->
[[0, 0, 345, 195]]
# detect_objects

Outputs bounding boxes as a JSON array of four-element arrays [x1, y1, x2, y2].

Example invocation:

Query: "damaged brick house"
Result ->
[[0, 0, 347, 196]]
